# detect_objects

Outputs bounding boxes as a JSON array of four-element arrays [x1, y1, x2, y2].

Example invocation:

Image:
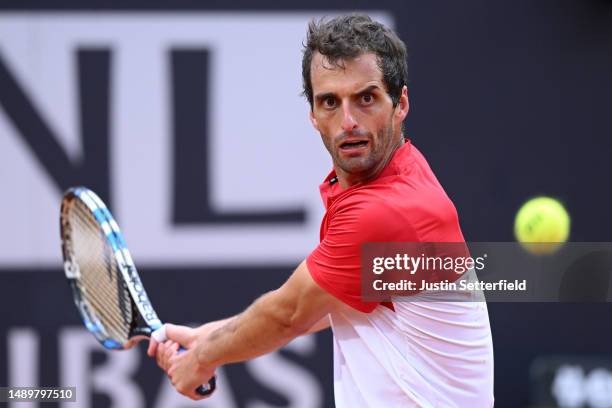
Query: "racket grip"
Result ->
[[151, 325, 216, 397]]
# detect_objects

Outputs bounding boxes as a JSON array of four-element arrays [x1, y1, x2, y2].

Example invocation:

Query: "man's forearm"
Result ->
[[197, 289, 309, 367], [191, 261, 342, 370]]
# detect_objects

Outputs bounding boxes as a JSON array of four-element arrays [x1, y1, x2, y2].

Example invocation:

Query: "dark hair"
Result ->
[[302, 14, 408, 109]]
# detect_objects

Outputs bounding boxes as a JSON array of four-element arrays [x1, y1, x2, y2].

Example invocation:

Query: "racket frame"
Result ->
[[60, 187, 162, 349]]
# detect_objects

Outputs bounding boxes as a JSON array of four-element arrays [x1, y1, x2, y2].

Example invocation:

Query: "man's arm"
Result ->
[[199, 260, 341, 366], [149, 260, 345, 399]]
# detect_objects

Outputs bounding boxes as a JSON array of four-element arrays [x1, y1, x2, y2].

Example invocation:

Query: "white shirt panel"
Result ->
[[330, 300, 494, 407]]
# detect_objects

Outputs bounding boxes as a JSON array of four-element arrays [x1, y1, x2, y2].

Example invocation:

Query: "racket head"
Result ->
[[60, 187, 162, 350]]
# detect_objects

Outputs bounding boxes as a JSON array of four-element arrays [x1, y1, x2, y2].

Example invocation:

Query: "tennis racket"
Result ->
[[59, 186, 215, 396]]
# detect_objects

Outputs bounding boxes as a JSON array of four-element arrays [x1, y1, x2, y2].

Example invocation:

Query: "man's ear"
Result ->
[[396, 86, 409, 122], [309, 110, 320, 132]]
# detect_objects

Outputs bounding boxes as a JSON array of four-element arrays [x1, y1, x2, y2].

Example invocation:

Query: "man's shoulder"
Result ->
[[326, 187, 418, 238], [335, 177, 448, 217], [331, 184, 401, 215], [327, 176, 461, 240]]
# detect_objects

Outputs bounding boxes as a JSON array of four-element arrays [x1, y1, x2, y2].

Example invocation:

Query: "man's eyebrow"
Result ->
[[314, 92, 336, 103], [314, 85, 381, 102], [354, 85, 381, 95]]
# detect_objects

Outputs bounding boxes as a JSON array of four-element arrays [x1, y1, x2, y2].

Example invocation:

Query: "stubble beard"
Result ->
[[323, 119, 398, 183]]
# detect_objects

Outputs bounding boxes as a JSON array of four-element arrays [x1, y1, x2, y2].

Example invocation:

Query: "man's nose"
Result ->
[[341, 103, 358, 132]]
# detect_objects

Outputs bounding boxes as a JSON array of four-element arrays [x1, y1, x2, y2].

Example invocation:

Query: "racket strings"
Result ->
[[70, 206, 131, 341], [68, 199, 133, 344], [70, 209, 130, 338], [70, 207, 131, 328]]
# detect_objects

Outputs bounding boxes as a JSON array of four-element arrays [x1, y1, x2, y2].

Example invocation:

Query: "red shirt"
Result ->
[[306, 139, 466, 313]]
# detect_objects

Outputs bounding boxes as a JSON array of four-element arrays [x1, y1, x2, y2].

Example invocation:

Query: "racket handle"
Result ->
[[151, 326, 216, 397]]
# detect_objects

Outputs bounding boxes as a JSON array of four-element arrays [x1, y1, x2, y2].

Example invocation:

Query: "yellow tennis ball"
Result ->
[[514, 196, 570, 254]]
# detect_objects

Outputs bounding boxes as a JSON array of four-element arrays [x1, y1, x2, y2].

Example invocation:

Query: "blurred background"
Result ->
[[1, 1, 611, 407]]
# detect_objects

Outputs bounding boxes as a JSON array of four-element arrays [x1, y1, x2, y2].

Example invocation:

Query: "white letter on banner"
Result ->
[[59, 328, 144, 408], [245, 335, 322, 408], [8, 328, 39, 408], [153, 367, 237, 408]]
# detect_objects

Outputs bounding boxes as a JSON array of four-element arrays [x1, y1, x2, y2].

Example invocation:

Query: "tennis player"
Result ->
[[148, 14, 494, 407]]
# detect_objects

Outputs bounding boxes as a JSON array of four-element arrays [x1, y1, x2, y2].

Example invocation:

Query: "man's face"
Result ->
[[309, 52, 408, 186]]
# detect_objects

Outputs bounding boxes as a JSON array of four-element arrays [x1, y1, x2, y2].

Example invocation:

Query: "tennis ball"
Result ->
[[514, 196, 570, 254]]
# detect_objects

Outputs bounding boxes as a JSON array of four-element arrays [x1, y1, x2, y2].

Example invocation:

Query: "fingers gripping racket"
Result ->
[[60, 187, 215, 397]]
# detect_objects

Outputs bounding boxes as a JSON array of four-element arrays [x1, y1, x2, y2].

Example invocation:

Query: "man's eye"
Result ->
[[361, 94, 374, 105], [323, 97, 337, 108]]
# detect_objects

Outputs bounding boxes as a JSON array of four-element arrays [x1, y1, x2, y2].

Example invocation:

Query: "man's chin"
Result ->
[[337, 160, 376, 177]]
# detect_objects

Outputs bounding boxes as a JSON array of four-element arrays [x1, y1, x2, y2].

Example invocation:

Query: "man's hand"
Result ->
[[147, 323, 193, 368], [147, 323, 216, 400]]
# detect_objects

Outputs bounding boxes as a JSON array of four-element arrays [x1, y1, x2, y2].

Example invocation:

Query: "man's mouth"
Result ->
[[339, 140, 369, 151]]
